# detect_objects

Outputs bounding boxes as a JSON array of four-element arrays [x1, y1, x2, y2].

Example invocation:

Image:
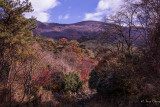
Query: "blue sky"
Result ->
[[47, 0, 99, 23], [24, 0, 124, 24]]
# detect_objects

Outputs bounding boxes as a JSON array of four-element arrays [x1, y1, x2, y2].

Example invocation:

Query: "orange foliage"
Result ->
[[59, 38, 68, 44]]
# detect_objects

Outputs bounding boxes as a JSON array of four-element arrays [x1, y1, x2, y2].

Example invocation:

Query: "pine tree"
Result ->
[[0, 0, 36, 81], [0, 0, 37, 105]]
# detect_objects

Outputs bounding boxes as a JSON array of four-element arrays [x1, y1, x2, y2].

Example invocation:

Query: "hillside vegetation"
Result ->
[[0, 0, 160, 107]]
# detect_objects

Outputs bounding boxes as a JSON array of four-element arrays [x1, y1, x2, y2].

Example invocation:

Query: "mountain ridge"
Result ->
[[33, 21, 107, 41]]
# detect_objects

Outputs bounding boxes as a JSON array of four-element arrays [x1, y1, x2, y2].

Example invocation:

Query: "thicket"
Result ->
[[88, 0, 160, 104], [34, 70, 82, 93], [89, 54, 137, 96], [89, 52, 160, 106]]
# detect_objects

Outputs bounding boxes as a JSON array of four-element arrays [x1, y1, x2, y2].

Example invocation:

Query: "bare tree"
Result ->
[[136, 0, 160, 52], [103, 0, 141, 54]]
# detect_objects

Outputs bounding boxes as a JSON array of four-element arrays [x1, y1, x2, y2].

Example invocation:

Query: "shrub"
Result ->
[[89, 65, 135, 97], [118, 54, 139, 64], [125, 53, 132, 60], [64, 72, 82, 92], [35, 70, 55, 90], [96, 71, 132, 96], [89, 70, 100, 89], [51, 71, 65, 92], [34, 70, 83, 93]]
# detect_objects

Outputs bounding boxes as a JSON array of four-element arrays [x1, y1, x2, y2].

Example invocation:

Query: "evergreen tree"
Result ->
[[0, 0, 37, 105], [0, 0, 36, 80]]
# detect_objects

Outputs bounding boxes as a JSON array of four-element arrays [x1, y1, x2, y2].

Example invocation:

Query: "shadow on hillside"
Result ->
[[1, 85, 158, 107], [0, 87, 94, 107]]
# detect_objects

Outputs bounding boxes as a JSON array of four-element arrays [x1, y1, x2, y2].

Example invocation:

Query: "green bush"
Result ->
[[96, 71, 132, 96], [118, 54, 139, 64], [43, 71, 82, 93], [125, 53, 133, 60], [89, 67, 133, 96], [64, 72, 82, 92], [89, 70, 100, 89]]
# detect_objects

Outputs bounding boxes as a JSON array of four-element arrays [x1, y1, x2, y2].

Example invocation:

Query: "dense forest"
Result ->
[[0, 0, 160, 107]]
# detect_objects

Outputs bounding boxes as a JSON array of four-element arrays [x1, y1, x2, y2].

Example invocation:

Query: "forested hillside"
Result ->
[[0, 0, 160, 107], [33, 21, 104, 41]]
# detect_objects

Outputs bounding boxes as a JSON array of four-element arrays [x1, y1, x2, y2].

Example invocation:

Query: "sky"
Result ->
[[24, 0, 124, 24]]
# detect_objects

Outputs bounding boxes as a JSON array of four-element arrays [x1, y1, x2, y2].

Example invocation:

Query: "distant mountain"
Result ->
[[33, 21, 144, 47], [33, 21, 108, 42]]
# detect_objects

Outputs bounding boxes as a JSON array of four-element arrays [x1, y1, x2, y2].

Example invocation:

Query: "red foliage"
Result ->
[[80, 68, 89, 81], [80, 58, 95, 82], [32, 69, 56, 87]]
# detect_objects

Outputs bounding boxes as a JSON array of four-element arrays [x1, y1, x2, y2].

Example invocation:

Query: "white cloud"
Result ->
[[58, 15, 63, 20], [22, 0, 60, 22], [25, 12, 50, 22], [96, 0, 122, 11], [58, 14, 70, 20], [84, 0, 123, 21], [84, 12, 104, 21], [64, 14, 69, 19]]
